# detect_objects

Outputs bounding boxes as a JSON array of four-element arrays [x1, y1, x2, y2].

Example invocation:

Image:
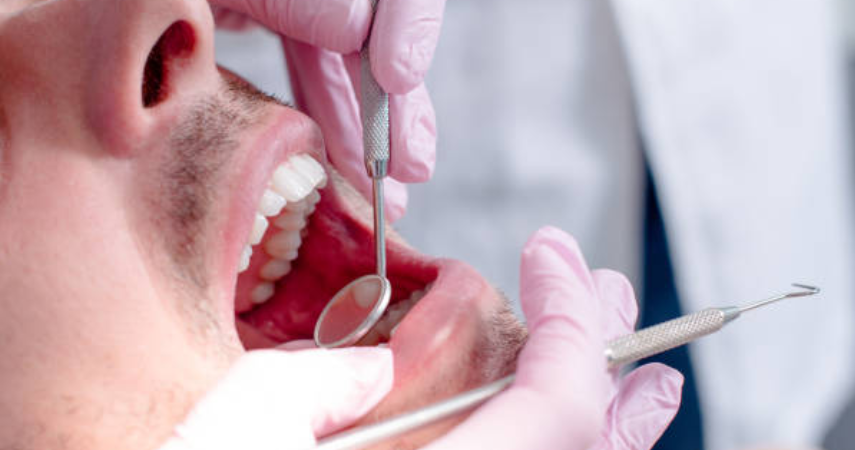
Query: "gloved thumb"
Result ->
[[162, 347, 393, 450]]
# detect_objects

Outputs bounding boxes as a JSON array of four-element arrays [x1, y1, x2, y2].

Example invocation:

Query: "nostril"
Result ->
[[142, 21, 196, 108]]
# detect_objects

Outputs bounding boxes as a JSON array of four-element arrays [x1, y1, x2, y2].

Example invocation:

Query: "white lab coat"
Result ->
[[400, 0, 855, 448], [215, 0, 855, 448]]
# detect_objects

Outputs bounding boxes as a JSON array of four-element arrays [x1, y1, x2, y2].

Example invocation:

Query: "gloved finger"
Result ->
[[383, 178, 408, 222], [342, 54, 436, 184], [371, 0, 446, 93], [518, 227, 602, 396], [593, 363, 683, 450], [592, 269, 640, 399], [424, 227, 605, 449], [210, 0, 372, 54], [169, 348, 393, 450], [211, 5, 255, 31], [388, 85, 436, 183], [591, 269, 638, 345]]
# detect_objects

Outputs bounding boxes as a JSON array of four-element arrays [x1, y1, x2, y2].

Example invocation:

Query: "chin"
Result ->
[[222, 113, 526, 448]]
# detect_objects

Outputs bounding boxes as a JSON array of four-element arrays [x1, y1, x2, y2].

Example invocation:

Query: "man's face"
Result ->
[[0, 1, 524, 449]]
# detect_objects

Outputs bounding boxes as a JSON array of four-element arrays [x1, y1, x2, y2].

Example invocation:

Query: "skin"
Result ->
[[0, 1, 524, 450]]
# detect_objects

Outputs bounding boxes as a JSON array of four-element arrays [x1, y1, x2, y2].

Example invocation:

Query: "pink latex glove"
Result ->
[[423, 227, 684, 450], [209, 0, 443, 221], [158, 347, 393, 450]]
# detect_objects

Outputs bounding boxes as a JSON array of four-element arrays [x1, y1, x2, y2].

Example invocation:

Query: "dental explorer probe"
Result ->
[[313, 284, 820, 450]]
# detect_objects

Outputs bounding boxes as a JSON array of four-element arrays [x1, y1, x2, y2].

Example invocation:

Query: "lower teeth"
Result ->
[[373, 284, 432, 339]]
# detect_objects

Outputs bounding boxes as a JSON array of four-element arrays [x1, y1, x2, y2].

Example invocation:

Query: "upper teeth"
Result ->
[[249, 214, 269, 246], [236, 154, 327, 279], [271, 154, 327, 202], [258, 190, 287, 217]]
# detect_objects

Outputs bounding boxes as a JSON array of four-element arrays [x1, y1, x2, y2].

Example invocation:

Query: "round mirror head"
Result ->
[[314, 274, 392, 348]]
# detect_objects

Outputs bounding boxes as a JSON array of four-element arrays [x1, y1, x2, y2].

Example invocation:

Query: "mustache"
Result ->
[[161, 75, 283, 289]]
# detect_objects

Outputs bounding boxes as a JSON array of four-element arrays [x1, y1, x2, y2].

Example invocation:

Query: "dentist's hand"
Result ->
[[423, 227, 683, 450], [159, 347, 393, 450], [210, 0, 444, 222]]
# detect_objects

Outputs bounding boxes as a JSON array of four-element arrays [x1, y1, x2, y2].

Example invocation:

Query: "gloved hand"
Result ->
[[422, 226, 683, 449], [159, 347, 393, 450], [209, 0, 444, 222]]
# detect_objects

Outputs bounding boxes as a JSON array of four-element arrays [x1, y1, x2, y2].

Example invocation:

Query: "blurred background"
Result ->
[[216, 1, 855, 449]]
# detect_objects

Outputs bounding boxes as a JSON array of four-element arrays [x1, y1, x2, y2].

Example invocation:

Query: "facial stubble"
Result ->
[[157, 77, 281, 353]]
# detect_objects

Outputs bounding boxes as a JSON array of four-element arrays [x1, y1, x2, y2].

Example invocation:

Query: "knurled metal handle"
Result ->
[[605, 308, 726, 368], [360, 0, 389, 179]]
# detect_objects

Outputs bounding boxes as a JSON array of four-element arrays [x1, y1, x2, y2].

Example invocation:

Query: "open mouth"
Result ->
[[221, 111, 525, 448], [232, 153, 438, 348]]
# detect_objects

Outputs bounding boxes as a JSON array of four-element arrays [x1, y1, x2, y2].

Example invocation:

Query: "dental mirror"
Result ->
[[314, 274, 392, 348]]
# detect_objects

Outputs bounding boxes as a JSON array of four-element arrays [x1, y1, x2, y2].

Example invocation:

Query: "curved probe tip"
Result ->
[[789, 283, 820, 297], [737, 283, 821, 314]]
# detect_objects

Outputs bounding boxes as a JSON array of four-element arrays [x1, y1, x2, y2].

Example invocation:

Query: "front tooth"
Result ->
[[249, 214, 269, 245], [238, 246, 252, 272], [291, 155, 327, 187], [260, 259, 292, 280], [251, 282, 275, 304], [264, 231, 302, 260], [271, 156, 327, 202], [271, 164, 313, 202], [258, 189, 287, 217]]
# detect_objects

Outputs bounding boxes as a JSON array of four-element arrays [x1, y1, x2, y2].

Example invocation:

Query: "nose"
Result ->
[[0, 0, 218, 155], [85, 0, 219, 155]]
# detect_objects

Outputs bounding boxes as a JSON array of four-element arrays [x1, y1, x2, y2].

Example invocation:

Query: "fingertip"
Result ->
[[391, 146, 435, 183], [521, 227, 593, 296], [655, 364, 685, 405], [333, 347, 395, 386], [340, 347, 395, 411], [523, 226, 582, 258], [388, 88, 437, 183], [516, 228, 604, 392], [383, 178, 408, 222], [602, 364, 684, 450], [211, 6, 256, 31], [307, 347, 395, 437], [592, 269, 639, 339], [625, 363, 685, 409]]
